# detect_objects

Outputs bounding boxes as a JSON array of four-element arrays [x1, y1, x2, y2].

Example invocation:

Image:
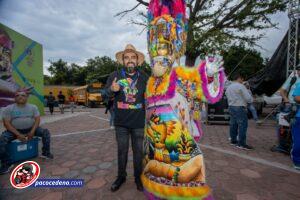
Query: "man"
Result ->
[[280, 65, 300, 104], [225, 73, 254, 150], [244, 82, 260, 124], [57, 91, 65, 114], [47, 92, 55, 115], [0, 90, 53, 174], [292, 82, 300, 170], [273, 66, 300, 154], [105, 44, 148, 192], [68, 94, 75, 113]]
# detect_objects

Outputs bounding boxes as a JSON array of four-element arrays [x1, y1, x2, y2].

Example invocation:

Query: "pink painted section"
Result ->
[[146, 70, 178, 104], [199, 61, 225, 104], [148, 0, 186, 19], [193, 119, 203, 142]]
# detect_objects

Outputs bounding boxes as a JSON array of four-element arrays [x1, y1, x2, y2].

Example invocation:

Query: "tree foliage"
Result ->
[[45, 56, 151, 86], [118, 0, 287, 66], [223, 45, 266, 80]]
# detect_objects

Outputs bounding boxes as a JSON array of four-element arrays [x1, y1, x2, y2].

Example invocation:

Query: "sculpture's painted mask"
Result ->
[[147, 0, 187, 77]]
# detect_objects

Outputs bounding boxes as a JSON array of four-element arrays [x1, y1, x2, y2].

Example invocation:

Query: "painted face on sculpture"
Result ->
[[157, 42, 169, 56], [152, 42, 173, 77], [152, 42, 174, 77]]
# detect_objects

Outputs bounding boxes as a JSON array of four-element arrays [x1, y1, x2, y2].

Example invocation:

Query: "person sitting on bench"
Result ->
[[0, 90, 53, 175]]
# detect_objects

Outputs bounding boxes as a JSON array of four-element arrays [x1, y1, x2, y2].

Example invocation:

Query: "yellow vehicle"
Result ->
[[73, 83, 103, 107]]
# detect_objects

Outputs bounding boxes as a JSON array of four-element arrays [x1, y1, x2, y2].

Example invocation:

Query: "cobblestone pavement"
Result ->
[[0, 108, 300, 200]]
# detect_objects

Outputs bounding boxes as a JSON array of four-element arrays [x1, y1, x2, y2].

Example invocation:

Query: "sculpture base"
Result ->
[[142, 174, 214, 200]]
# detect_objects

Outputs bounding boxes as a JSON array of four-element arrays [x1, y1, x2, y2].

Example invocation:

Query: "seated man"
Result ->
[[0, 90, 53, 174]]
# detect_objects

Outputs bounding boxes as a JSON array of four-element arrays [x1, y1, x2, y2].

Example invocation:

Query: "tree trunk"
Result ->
[[185, 52, 198, 67], [184, 18, 198, 67]]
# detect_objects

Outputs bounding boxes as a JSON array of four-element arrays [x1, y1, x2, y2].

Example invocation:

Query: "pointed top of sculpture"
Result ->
[[148, 0, 186, 20], [147, 0, 187, 64]]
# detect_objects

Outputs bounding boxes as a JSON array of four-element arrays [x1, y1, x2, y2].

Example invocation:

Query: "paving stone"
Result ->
[[214, 160, 229, 166], [236, 194, 258, 200], [82, 166, 98, 174], [63, 170, 80, 178], [51, 167, 69, 176], [103, 156, 115, 162], [88, 148, 98, 153], [71, 163, 87, 170], [62, 160, 77, 168], [86, 178, 107, 189], [40, 192, 63, 200], [94, 170, 109, 177], [1, 109, 300, 200], [240, 169, 261, 179], [98, 162, 112, 169], [87, 160, 100, 165], [81, 192, 98, 200]]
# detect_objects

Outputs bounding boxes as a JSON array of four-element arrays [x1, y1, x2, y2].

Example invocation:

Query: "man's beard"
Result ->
[[125, 62, 137, 73]]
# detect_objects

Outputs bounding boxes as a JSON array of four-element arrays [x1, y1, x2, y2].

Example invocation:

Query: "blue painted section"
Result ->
[[12, 41, 44, 103]]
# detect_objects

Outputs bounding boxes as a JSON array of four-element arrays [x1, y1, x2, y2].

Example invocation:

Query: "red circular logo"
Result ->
[[10, 161, 40, 189]]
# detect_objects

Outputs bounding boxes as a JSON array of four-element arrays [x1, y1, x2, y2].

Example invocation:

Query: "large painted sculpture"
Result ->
[[141, 0, 225, 199]]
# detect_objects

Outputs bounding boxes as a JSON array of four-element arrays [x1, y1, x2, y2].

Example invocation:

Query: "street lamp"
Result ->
[[287, 0, 300, 77]]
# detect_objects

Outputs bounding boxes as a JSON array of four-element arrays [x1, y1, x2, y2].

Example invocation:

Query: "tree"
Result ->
[[117, 0, 287, 66], [48, 59, 69, 85], [45, 56, 152, 86], [47, 59, 85, 86], [85, 56, 121, 84], [69, 63, 87, 86], [43, 75, 53, 85], [223, 45, 265, 80]]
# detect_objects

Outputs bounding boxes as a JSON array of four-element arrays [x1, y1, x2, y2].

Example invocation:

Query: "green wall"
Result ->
[[0, 23, 44, 114]]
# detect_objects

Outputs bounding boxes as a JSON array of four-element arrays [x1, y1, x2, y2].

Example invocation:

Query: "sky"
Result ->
[[0, 0, 289, 75]]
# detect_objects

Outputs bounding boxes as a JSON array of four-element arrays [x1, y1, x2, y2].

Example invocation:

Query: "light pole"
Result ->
[[287, 0, 300, 78]]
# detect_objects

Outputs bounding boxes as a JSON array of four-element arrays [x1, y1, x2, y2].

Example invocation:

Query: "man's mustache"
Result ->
[[126, 62, 136, 66]]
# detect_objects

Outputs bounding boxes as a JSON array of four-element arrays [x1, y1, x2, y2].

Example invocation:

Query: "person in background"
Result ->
[[57, 91, 65, 114], [68, 94, 75, 113], [105, 96, 114, 129], [292, 82, 300, 170], [272, 66, 300, 154], [225, 72, 254, 150], [47, 92, 55, 115], [244, 82, 261, 124], [0, 90, 53, 174], [280, 65, 300, 105]]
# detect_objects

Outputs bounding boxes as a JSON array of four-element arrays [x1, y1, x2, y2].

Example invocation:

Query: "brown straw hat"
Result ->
[[115, 44, 145, 66]]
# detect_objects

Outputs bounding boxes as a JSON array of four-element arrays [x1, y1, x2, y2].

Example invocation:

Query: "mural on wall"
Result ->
[[0, 23, 44, 114]]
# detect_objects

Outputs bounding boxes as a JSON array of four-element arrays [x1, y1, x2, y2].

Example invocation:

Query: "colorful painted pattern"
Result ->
[[143, 65, 224, 199], [146, 64, 224, 105], [117, 102, 143, 109], [143, 1, 225, 199], [117, 78, 139, 104]]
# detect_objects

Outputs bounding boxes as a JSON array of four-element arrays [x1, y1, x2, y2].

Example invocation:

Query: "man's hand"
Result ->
[[110, 77, 120, 92], [17, 134, 27, 143], [27, 131, 35, 140]]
